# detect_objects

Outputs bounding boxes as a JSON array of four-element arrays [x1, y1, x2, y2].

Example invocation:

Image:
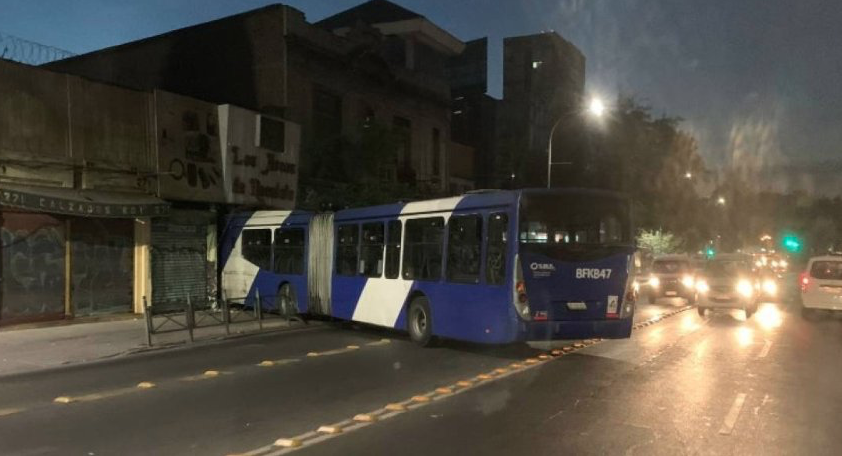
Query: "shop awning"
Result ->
[[0, 183, 169, 218]]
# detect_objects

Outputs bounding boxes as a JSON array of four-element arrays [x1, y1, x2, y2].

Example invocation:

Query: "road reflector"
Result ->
[[573, 342, 585, 348], [562, 346, 574, 352], [0, 408, 23, 417], [353, 413, 377, 422], [525, 358, 539, 364], [495, 367, 509, 374], [456, 380, 473, 387], [136, 382, 156, 389], [385, 403, 407, 412], [347, 345, 360, 349], [258, 360, 275, 367], [204, 370, 220, 377], [477, 373, 493, 380], [510, 362, 524, 368], [436, 387, 453, 394], [411, 395, 431, 403], [318, 425, 343, 434], [306, 352, 320, 357], [274, 438, 302, 448], [54, 396, 74, 404], [538, 354, 550, 360]]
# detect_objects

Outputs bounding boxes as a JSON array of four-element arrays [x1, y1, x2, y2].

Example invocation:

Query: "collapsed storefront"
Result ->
[[0, 184, 168, 325]]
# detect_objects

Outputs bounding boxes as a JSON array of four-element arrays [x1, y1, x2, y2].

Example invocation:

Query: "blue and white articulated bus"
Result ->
[[220, 188, 637, 345]]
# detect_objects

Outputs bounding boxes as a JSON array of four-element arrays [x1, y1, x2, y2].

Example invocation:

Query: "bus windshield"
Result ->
[[518, 193, 632, 246]]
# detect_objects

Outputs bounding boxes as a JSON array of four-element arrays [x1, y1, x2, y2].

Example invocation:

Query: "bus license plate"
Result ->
[[567, 301, 587, 311]]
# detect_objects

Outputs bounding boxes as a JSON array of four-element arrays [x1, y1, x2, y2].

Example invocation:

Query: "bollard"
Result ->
[[186, 294, 195, 343], [222, 295, 230, 336], [143, 296, 153, 347], [255, 289, 263, 331]]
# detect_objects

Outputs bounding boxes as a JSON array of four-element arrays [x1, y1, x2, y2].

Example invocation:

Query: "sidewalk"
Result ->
[[0, 314, 309, 377]]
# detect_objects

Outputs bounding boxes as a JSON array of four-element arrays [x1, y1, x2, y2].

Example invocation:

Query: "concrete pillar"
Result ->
[[133, 218, 152, 313]]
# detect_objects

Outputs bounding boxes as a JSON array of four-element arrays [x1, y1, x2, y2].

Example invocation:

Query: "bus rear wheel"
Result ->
[[408, 296, 434, 347]]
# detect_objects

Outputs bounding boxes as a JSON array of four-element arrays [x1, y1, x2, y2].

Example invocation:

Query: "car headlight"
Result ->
[[762, 279, 777, 295], [682, 275, 695, 288], [649, 277, 660, 288], [696, 280, 709, 293], [737, 279, 754, 298]]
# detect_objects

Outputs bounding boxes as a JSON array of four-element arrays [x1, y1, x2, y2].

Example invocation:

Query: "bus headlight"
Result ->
[[737, 279, 754, 298], [648, 277, 660, 288], [696, 280, 710, 293], [762, 279, 777, 296], [682, 275, 695, 288]]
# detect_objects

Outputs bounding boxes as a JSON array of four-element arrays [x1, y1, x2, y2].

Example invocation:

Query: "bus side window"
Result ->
[[447, 214, 482, 284], [360, 222, 385, 277], [403, 217, 444, 281], [242, 229, 271, 270], [485, 213, 508, 285], [274, 228, 305, 275], [385, 220, 402, 279], [336, 224, 359, 276]]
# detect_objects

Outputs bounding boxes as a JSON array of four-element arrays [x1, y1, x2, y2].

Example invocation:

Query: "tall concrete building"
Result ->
[[498, 32, 586, 188]]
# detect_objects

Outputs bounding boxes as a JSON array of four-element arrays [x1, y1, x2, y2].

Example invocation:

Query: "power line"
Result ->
[[0, 31, 75, 65]]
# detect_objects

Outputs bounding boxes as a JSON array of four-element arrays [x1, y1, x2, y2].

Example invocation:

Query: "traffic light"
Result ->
[[705, 246, 716, 258], [782, 235, 802, 253]]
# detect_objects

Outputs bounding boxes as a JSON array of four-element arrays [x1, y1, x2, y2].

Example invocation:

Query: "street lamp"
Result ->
[[547, 96, 606, 188], [685, 172, 693, 179], [717, 196, 726, 205]]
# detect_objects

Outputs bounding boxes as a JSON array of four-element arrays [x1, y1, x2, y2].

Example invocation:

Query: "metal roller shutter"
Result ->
[[151, 219, 208, 312]]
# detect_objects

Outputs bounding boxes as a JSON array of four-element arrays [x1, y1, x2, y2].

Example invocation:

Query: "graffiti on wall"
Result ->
[[0, 214, 65, 320], [70, 219, 133, 316]]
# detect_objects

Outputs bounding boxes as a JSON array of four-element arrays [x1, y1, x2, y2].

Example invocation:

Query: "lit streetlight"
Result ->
[[547, 96, 606, 188], [685, 172, 693, 179], [717, 196, 726, 205]]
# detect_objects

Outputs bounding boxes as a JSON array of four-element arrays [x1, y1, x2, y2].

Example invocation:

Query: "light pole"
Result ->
[[546, 97, 606, 188]]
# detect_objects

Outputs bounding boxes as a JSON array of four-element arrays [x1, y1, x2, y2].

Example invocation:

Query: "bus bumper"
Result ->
[[519, 317, 634, 341]]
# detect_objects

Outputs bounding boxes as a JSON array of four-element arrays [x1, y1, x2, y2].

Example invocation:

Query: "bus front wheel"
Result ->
[[408, 296, 434, 347]]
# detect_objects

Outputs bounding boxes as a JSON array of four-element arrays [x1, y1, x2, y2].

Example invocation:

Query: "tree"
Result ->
[[637, 229, 684, 256]]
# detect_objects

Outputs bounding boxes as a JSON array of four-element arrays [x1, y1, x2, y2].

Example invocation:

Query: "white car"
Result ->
[[695, 255, 758, 318], [800, 256, 842, 317]]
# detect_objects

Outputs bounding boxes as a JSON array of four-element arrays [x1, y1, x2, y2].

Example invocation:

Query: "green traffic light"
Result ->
[[705, 247, 715, 258], [782, 235, 802, 252]]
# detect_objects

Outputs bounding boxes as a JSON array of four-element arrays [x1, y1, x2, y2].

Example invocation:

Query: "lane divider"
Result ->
[[0, 408, 23, 417], [237, 306, 695, 456]]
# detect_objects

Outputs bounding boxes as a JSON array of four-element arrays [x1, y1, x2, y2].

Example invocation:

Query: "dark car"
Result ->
[[646, 255, 696, 304]]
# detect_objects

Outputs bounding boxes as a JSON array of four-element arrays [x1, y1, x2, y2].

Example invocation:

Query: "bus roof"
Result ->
[[333, 188, 629, 222]]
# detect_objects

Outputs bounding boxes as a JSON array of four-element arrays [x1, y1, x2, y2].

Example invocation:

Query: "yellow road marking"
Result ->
[[510, 362, 524, 368], [456, 380, 473, 387], [346, 345, 360, 350], [136, 381, 156, 389], [435, 387, 453, 394], [366, 338, 391, 346], [353, 413, 377, 422], [411, 395, 431, 403], [385, 403, 407, 412], [525, 358, 540, 364], [274, 438, 302, 448], [0, 407, 23, 417], [317, 425, 343, 434]]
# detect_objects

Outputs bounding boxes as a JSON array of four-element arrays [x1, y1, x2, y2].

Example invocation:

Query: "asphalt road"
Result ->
[[1, 297, 840, 456]]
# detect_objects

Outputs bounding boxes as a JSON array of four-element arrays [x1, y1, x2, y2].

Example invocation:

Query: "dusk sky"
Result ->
[[2, 0, 840, 193]]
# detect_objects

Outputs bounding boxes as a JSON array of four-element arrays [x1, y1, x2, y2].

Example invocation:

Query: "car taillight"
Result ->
[[513, 254, 531, 320], [800, 273, 809, 293]]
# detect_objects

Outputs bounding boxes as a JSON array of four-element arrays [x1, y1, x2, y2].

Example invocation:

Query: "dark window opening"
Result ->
[[336, 224, 359, 276], [274, 228, 305, 275], [259, 116, 285, 152], [447, 215, 482, 284], [360, 222, 385, 278], [385, 220, 402, 279], [242, 229, 271, 270], [403, 217, 444, 281], [486, 213, 508, 285]]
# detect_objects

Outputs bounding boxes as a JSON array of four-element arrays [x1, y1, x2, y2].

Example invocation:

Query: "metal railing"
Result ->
[[142, 290, 305, 346]]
